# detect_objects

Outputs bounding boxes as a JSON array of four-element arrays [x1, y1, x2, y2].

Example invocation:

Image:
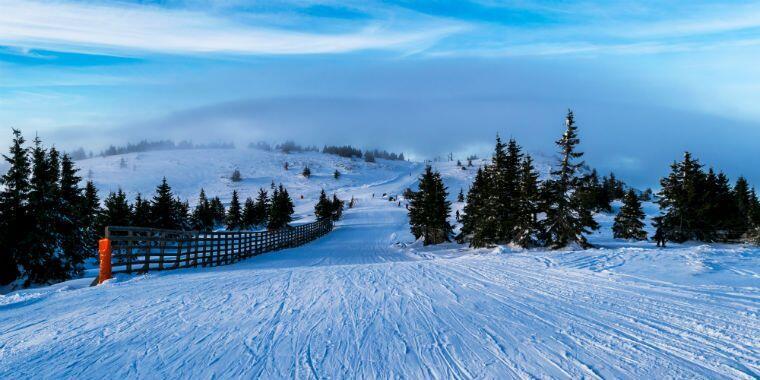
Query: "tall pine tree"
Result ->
[[314, 189, 332, 221], [458, 167, 496, 247], [100, 189, 132, 229], [241, 197, 256, 229], [252, 188, 269, 226], [657, 152, 707, 242], [25, 139, 65, 284], [150, 177, 179, 230], [81, 180, 101, 257], [191, 189, 214, 231], [540, 110, 599, 249], [0, 129, 31, 284], [226, 190, 242, 230], [268, 185, 294, 230], [132, 193, 151, 227], [513, 155, 542, 247], [58, 154, 87, 276], [408, 166, 453, 245]]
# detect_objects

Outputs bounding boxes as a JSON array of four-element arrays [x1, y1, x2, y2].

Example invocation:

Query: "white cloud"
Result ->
[[0, 0, 463, 56]]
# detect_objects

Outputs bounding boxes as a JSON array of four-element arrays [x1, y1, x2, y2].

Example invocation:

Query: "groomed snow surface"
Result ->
[[1, 150, 758, 379]]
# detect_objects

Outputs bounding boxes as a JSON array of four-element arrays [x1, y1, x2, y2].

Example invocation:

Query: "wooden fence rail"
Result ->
[[103, 220, 333, 275]]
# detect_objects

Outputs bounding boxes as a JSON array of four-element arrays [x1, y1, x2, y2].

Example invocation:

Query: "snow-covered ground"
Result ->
[[1, 150, 758, 378]]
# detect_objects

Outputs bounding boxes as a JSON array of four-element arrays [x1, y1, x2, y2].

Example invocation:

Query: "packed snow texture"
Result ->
[[1, 150, 758, 379]]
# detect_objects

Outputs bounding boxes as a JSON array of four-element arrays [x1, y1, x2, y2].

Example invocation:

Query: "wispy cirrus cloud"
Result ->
[[0, 0, 465, 56]]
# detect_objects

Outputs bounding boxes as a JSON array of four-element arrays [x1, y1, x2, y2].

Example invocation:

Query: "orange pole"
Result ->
[[98, 238, 112, 284]]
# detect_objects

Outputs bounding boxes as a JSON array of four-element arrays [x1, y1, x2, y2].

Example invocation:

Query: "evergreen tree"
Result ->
[[702, 169, 740, 240], [314, 189, 332, 221], [132, 193, 151, 227], [226, 190, 242, 230], [657, 152, 707, 242], [734, 176, 754, 236], [458, 167, 495, 247], [408, 166, 453, 245], [241, 197, 256, 229], [302, 166, 311, 178], [331, 194, 344, 221], [0, 129, 31, 285], [486, 135, 509, 242], [58, 154, 87, 276], [191, 189, 214, 231], [100, 189, 132, 228], [174, 197, 191, 230], [252, 189, 269, 226], [457, 188, 464, 203], [613, 189, 647, 240], [231, 169, 242, 182], [577, 169, 612, 213], [81, 180, 101, 257], [268, 184, 294, 229], [25, 139, 65, 284], [209, 196, 226, 227], [540, 110, 599, 249], [603, 173, 626, 200], [513, 155, 542, 247], [149, 177, 179, 229]]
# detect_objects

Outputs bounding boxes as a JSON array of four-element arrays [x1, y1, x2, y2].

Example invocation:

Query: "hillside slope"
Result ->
[[1, 151, 758, 378]]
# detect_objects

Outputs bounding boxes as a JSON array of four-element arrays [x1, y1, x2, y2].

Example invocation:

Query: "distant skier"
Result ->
[[652, 217, 666, 247]]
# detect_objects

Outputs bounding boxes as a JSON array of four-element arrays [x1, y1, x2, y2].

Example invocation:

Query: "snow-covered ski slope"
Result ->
[[1, 150, 758, 379]]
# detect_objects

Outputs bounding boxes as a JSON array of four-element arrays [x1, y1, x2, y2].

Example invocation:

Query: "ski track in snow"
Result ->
[[1, 151, 759, 379]]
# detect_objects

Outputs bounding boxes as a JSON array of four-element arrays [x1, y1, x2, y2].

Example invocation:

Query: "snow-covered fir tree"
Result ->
[[191, 189, 214, 231], [226, 190, 242, 230], [252, 188, 269, 226], [268, 184, 294, 230], [149, 177, 181, 230], [314, 189, 332, 221], [241, 197, 256, 229], [132, 193, 151, 227], [540, 110, 599, 249], [25, 140, 65, 284], [0, 129, 31, 285], [513, 155, 542, 248], [58, 154, 87, 276], [458, 167, 495, 247], [209, 196, 226, 227], [408, 165, 453, 245], [101, 189, 132, 229], [613, 189, 647, 240]]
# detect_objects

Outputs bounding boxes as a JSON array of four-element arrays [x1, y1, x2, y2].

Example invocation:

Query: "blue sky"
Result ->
[[1, 0, 759, 186]]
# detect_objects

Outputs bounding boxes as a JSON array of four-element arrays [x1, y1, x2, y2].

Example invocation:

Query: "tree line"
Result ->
[[93, 139, 233, 159], [409, 110, 760, 248], [320, 145, 406, 162], [409, 110, 603, 248], [0, 130, 338, 287], [250, 140, 405, 162], [653, 152, 760, 244], [1, 130, 99, 286]]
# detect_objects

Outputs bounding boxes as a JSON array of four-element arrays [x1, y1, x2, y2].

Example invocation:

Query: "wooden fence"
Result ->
[[103, 220, 333, 275]]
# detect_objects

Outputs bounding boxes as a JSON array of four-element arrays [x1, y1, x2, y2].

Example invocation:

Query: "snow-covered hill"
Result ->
[[76, 148, 420, 219], [1, 149, 758, 378]]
